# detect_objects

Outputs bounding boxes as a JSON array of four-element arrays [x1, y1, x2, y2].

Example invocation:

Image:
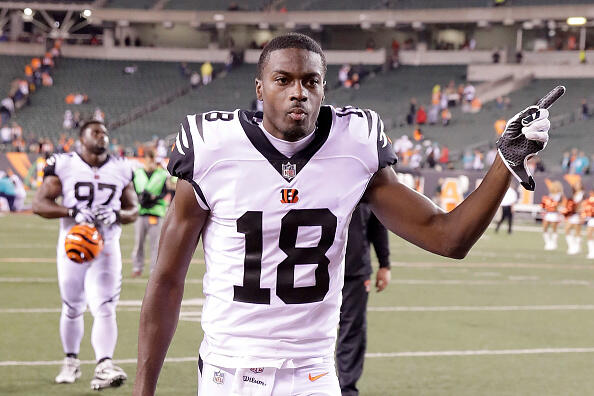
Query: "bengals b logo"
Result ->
[[281, 189, 299, 204]]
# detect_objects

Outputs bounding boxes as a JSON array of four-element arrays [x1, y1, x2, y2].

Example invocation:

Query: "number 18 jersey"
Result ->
[[168, 105, 396, 367]]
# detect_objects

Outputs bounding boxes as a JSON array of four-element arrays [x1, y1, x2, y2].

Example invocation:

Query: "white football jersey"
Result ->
[[44, 152, 134, 243], [168, 105, 397, 366]]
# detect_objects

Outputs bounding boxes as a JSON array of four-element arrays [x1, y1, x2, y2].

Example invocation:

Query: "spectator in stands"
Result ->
[[581, 99, 590, 120], [441, 108, 451, 126], [463, 150, 474, 170], [0, 97, 14, 126], [124, 65, 138, 75], [494, 118, 506, 137], [413, 126, 423, 142], [1, 124, 11, 145], [94, 108, 105, 123], [365, 38, 376, 51], [391, 39, 400, 67], [485, 146, 497, 167], [63, 110, 74, 130], [0, 171, 16, 211], [406, 98, 417, 125], [439, 145, 449, 166], [472, 150, 484, 170], [7, 169, 26, 211], [409, 146, 422, 169], [428, 105, 439, 125], [492, 48, 501, 63], [574, 152, 590, 175], [462, 83, 475, 112], [190, 71, 201, 88], [416, 106, 427, 125], [12, 80, 30, 109], [11, 122, 22, 142], [201, 61, 213, 85], [338, 64, 350, 88], [65, 93, 89, 105], [515, 51, 523, 64], [495, 96, 504, 110]]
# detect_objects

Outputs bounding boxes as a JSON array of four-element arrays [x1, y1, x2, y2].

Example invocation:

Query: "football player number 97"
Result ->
[[233, 209, 337, 305]]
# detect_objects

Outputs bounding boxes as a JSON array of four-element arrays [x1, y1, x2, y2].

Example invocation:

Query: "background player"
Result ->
[[337, 203, 390, 396], [541, 181, 564, 250], [32, 120, 138, 390], [133, 33, 552, 396]]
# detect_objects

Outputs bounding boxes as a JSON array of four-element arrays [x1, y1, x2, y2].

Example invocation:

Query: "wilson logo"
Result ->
[[280, 189, 299, 204]]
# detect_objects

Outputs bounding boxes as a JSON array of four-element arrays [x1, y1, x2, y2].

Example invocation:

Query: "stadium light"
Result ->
[[23, 8, 33, 16], [82, 9, 92, 18], [567, 17, 586, 26]]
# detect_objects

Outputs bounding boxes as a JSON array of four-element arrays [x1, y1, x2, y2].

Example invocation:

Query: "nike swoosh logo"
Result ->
[[308, 372, 328, 382]]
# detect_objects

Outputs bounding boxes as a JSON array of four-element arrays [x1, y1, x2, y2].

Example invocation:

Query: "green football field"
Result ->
[[2, 213, 594, 395]]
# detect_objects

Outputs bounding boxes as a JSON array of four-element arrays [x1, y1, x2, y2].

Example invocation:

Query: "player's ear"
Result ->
[[255, 78, 263, 101]]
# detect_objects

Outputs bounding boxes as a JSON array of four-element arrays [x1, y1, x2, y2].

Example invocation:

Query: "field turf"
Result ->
[[1, 213, 594, 395]]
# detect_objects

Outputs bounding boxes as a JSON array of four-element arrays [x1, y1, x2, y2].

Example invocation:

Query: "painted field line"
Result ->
[[6, 347, 594, 366], [0, 258, 205, 264], [365, 348, 594, 358], [368, 304, 594, 312], [0, 357, 196, 367], [0, 277, 202, 284], [390, 262, 594, 270], [0, 298, 205, 314], [2, 277, 593, 287]]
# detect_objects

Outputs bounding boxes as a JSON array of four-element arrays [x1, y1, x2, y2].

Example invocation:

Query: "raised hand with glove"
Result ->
[[496, 86, 564, 191]]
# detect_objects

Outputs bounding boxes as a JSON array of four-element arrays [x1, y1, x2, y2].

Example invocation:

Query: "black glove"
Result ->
[[496, 106, 550, 191]]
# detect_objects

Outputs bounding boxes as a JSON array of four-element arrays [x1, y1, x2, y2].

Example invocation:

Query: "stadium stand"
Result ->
[[164, 0, 265, 11], [106, 0, 158, 9], [283, 0, 594, 10], [2, 56, 192, 146], [0, 56, 32, 95]]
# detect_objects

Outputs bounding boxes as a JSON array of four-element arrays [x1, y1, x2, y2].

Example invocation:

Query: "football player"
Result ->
[[540, 181, 564, 250], [33, 120, 138, 390], [133, 33, 552, 396]]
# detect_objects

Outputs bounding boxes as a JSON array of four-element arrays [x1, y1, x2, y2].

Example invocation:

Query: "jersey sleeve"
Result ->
[[167, 115, 209, 210], [372, 112, 398, 170], [42, 154, 59, 178]]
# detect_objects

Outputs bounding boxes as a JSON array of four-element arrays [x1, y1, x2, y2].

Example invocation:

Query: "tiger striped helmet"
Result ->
[[64, 224, 103, 263]]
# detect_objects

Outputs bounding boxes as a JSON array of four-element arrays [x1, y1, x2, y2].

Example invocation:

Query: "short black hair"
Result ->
[[256, 33, 327, 79], [79, 120, 106, 136]]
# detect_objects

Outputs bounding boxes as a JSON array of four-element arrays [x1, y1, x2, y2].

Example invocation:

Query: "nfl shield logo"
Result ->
[[213, 370, 224, 384], [282, 162, 297, 180], [250, 367, 264, 374]]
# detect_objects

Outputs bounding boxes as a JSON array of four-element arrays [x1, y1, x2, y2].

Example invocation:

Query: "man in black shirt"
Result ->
[[337, 203, 391, 396]]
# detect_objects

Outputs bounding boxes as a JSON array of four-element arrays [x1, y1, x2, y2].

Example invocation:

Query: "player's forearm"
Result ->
[[442, 155, 511, 258], [118, 205, 138, 224], [31, 197, 68, 219], [134, 276, 185, 396]]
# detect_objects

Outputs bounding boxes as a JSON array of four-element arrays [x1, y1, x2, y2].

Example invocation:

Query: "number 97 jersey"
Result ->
[[168, 105, 396, 365], [44, 153, 134, 243]]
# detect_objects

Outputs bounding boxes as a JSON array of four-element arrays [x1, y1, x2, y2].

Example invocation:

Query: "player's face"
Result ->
[[256, 48, 325, 142], [81, 123, 109, 155]]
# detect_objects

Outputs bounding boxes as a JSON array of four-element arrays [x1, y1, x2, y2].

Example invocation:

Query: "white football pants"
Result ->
[[197, 356, 340, 396], [57, 238, 122, 362]]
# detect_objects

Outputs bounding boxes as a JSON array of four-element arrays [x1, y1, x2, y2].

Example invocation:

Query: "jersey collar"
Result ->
[[239, 106, 332, 183]]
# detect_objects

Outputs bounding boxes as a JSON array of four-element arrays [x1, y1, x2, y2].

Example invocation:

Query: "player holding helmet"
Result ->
[[33, 120, 138, 390]]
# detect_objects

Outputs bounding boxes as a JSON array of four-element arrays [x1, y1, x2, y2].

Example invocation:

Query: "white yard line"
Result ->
[[6, 303, 594, 315], [5, 347, 594, 366], [367, 305, 594, 312], [0, 277, 202, 284]]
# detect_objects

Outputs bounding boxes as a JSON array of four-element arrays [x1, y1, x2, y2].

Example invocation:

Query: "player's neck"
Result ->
[[80, 149, 108, 167], [262, 118, 315, 142]]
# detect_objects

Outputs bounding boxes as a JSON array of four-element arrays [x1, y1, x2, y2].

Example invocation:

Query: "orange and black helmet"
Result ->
[[64, 224, 103, 264]]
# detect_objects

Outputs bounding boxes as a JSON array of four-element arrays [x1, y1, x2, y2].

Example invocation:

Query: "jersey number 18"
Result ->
[[233, 209, 337, 305]]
